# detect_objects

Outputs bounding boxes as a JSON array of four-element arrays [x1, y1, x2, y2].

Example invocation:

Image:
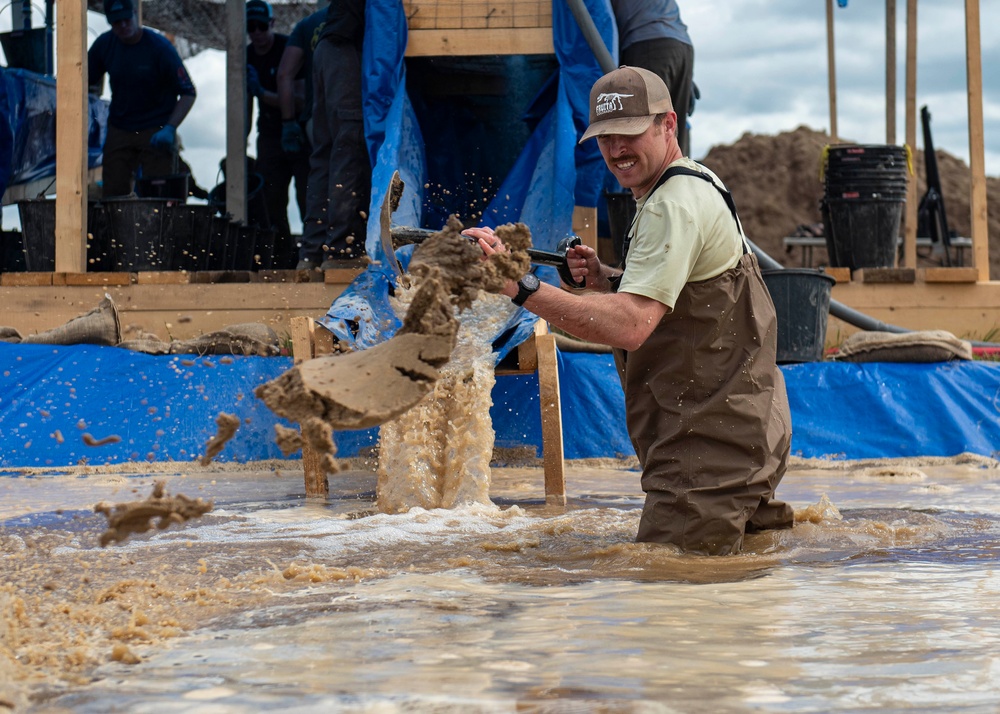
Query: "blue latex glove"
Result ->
[[149, 124, 176, 151], [247, 65, 262, 97], [281, 120, 304, 154]]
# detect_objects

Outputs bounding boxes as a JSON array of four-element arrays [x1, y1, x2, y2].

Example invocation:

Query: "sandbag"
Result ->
[[832, 330, 972, 363], [169, 323, 281, 357], [20, 296, 120, 346]]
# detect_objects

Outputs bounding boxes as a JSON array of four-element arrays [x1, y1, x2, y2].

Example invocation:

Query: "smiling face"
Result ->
[[597, 113, 682, 198]]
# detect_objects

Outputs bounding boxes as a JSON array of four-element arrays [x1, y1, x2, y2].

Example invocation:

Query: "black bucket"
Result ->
[[208, 173, 270, 231], [163, 204, 215, 271], [761, 268, 836, 364], [1, 230, 27, 272], [103, 197, 173, 271], [604, 190, 635, 265], [16, 199, 114, 271], [227, 223, 258, 271], [822, 196, 904, 270], [204, 216, 232, 270], [0, 28, 47, 73], [822, 144, 907, 270], [136, 173, 190, 202], [253, 227, 276, 270]]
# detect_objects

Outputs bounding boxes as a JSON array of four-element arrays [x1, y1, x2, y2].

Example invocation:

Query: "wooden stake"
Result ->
[[826, 0, 838, 142], [902, 0, 918, 268], [965, 0, 989, 282], [534, 323, 566, 505], [290, 316, 329, 498], [54, 0, 88, 274]]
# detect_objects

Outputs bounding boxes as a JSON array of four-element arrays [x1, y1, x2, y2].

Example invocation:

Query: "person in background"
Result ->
[[611, 0, 694, 156], [276, 3, 328, 155], [464, 67, 793, 555], [245, 0, 309, 269], [88, 0, 196, 198], [296, 0, 369, 270]]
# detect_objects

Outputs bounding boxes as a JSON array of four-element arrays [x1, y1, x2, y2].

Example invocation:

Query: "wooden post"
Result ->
[[902, 0, 917, 268], [54, 0, 87, 274], [290, 317, 329, 497], [225, 0, 247, 222], [964, 0, 989, 282], [572, 205, 597, 253], [826, 0, 838, 142], [533, 322, 566, 505], [885, 0, 896, 145]]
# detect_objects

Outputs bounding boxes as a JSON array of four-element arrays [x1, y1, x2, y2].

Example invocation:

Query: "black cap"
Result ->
[[104, 0, 134, 23]]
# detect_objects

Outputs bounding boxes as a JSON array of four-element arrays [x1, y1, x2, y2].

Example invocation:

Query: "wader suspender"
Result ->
[[620, 166, 749, 266]]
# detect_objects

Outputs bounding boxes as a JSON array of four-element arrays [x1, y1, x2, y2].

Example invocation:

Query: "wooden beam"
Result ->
[[886, 0, 896, 144], [54, 0, 88, 274], [902, 0, 918, 268], [965, 0, 989, 282], [405, 28, 553, 57], [225, 0, 247, 222], [826, 0, 838, 142]]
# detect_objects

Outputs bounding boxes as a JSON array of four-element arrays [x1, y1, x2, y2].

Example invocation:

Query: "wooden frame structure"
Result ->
[[825, 0, 989, 281], [290, 315, 567, 504]]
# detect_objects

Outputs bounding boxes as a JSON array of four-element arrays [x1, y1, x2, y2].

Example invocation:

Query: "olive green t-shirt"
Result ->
[[617, 157, 744, 310]]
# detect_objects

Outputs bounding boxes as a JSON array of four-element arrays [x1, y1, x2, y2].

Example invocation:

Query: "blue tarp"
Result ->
[[1, 341, 998, 469], [0, 67, 108, 200]]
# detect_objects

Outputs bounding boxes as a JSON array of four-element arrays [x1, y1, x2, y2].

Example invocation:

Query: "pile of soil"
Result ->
[[698, 125, 1000, 279]]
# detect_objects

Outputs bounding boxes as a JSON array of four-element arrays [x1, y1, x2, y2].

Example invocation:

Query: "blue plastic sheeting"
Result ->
[[0, 68, 108, 199], [2, 342, 998, 470], [783, 361, 1000, 460]]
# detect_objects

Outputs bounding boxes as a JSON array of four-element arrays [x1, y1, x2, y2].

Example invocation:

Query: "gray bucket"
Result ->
[[761, 269, 836, 364]]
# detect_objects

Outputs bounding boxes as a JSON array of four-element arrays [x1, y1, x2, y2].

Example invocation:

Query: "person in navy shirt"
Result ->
[[88, 0, 197, 198]]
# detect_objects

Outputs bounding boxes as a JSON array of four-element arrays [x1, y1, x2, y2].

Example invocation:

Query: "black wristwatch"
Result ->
[[512, 273, 541, 306]]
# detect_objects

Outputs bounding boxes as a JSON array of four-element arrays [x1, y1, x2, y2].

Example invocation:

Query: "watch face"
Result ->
[[522, 273, 540, 290]]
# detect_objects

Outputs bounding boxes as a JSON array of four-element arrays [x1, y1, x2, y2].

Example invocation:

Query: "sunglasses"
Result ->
[[247, 21, 269, 33]]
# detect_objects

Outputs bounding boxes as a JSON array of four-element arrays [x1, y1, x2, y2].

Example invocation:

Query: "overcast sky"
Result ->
[[3, 0, 998, 232]]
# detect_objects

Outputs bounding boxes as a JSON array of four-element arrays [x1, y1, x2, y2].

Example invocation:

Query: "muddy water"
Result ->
[[3, 456, 1000, 712]]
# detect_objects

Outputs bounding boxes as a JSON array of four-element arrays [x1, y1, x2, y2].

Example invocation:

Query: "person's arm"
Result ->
[[463, 227, 668, 351], [276, 45, 305, 121], [165, 93, 195, 130], [86, 44, 104, 96]]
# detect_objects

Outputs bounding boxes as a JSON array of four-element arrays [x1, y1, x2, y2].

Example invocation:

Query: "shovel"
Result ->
[[391, 226, 586, 288]]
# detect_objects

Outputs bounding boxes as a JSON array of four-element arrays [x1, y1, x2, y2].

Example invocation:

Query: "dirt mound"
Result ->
[[699, 125, 999, 278]]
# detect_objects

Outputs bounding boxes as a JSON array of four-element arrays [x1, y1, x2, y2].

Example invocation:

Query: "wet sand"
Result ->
[[3, 455, 1000, 711]]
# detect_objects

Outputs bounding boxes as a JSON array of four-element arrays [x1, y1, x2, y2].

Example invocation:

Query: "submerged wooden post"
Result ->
[[290, 316, 329, 497], [533, 322, 566, 505]]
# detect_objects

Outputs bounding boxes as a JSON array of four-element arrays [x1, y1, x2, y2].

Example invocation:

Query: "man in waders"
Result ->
[[464, 66, 793, 555]]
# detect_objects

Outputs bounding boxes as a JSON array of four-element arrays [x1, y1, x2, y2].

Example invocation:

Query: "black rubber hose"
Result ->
[[746, 238, 910, 334]]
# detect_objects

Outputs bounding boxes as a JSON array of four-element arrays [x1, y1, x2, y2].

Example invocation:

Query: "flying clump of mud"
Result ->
[[94, 480, 213, 547], [254, 217, 535, 476]]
